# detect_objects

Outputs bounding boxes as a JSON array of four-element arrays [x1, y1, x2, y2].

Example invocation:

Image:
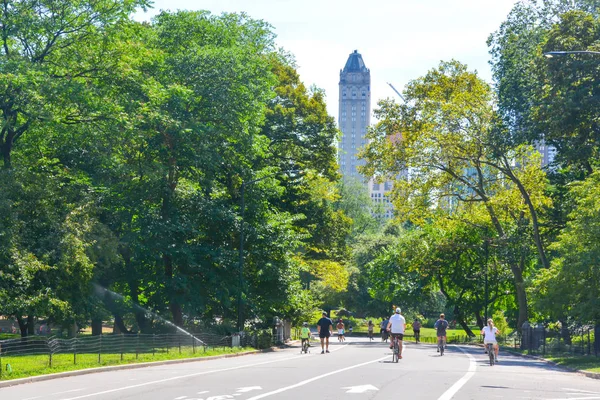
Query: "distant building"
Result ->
[[338, 50, 394, 219], [338, 50, 371, 182]]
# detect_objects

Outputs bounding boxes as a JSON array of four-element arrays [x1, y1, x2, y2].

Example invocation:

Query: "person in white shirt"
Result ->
[[481, 318, 501, 362], [386, 308, 406, 358]]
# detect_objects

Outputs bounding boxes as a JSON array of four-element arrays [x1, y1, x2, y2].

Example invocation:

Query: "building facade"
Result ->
[[338, 50, 394, 219], [338, 50, 371, 182]]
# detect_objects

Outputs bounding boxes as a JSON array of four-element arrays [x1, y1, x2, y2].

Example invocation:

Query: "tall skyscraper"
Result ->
[[338, 50, 371, 182]]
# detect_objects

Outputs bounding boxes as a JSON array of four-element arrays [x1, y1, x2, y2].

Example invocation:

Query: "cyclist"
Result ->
[[380, 317, 389, 341], [412, 318, 422, 343], [386, 307, 406, 358], [367, 320, 374, 340], [481, 318, 500, 362], [336, 319, 345, 342], [300, 322, 311, 350], [434, 313, 449, 352], [317, 312, 333, 354]]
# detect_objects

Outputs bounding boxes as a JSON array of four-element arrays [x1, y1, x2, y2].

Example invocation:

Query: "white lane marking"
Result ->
[[236, 386, 262, 393], [437, 346, 477, 400], [21, 397, 42, 400], [245, 355, 389, 400], [564, 389, 600, 394], [175, 396, 187, 399], [52, 389, 84, 395], [197, 391, 209, 394], [57, 354, 305, 400], [544, 397, 600, 400], [342, 384, 379, 393]]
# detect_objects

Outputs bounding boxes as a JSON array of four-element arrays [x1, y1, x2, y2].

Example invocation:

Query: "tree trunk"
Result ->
[[91, 318, 103, 336], [457, 318, 476, 337], [27, 315, 35, 336], [594, 324, 600, 355], [502, 158, 550, 269], [163, 253, 184, 327], [16, 316, 27, 337], [559, 319, 571, 345], [511, 264, 528, 331], [113, 314, 129, 334], [122, 246, 150, 333], [475, 311, 484, 329]]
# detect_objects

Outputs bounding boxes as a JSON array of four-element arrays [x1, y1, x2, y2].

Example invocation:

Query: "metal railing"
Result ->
[[518, 325, 598, 357], [0, 333, 235, 380]]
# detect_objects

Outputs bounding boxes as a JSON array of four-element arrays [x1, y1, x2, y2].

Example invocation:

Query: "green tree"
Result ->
[[360, 61, 551, 328], [534, 171, 600, 323]]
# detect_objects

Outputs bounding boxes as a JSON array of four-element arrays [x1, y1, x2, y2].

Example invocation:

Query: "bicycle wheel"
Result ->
[[488, 345, 495, 366], [440, 343, 444, 356]]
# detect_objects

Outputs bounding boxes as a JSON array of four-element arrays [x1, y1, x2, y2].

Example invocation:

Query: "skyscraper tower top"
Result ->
[[342, 50, 369, 74]]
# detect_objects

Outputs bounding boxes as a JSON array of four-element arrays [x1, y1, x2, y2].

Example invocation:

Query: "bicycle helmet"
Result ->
[[303, 322, 308, 327], [395, 307, 401, 314]]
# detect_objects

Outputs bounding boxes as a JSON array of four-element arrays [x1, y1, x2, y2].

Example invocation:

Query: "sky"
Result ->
[[135, 0, 520, 121]]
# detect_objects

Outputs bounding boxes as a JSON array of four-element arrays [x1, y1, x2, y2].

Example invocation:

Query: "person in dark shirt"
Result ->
[[317, 312, 333, 354], [434, 313, 449, 352]]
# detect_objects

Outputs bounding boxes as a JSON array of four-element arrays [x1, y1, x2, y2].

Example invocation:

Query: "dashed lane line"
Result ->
[[437, 346, 477, 400]]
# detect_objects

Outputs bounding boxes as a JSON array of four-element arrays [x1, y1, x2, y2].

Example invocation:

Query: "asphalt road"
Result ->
[[1, 337, 599, 400]]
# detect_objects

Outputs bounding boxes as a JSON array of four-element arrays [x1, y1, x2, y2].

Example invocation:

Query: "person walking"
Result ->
[[367, 320, 374, 341], [336, 319, 345, 342], [317, 312, 333, 354], [412, 319, 422, 343]]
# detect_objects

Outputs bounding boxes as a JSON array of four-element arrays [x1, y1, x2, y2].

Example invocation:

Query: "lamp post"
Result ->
[[544, 50, 600, 58], [237, 170, 301, 332]]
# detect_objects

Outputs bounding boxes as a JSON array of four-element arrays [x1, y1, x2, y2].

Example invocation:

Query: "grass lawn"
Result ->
[[0, 346, 252, 381], [546, 356, 600, 373]]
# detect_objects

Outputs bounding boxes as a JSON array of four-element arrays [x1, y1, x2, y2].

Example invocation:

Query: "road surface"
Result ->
[[1, 337, 598, 399]]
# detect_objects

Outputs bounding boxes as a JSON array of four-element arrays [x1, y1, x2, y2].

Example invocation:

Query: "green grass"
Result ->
[[546, 356, 600, 373], [0, 346, 252, 381]]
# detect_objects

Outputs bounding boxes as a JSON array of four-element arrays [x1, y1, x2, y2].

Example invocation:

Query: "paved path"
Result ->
[[1, 337, 598, 399]]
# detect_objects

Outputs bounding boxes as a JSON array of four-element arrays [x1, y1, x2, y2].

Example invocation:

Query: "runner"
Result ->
[[317, 312, 333, 354]]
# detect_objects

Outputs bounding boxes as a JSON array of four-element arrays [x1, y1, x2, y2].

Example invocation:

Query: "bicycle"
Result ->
[[437, 336, 445, 356], [487, 343, 495, 366], [301, 338, 310, 354], [414, 330, 420, 344], [391, 335, 400, 363]]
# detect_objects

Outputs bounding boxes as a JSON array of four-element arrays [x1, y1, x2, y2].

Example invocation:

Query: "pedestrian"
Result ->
[[412, 318, 421, 343], [317, 312, 333, 354], [336, 319, 345, 342]]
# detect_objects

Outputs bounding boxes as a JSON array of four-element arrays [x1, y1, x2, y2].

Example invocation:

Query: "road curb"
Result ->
[[501, 347, 600, 380], [0, 347, 282, 388]]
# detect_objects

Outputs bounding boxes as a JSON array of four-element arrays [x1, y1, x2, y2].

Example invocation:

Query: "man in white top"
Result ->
[[481, 318, 500, 362], [387, 307, 406, 358]]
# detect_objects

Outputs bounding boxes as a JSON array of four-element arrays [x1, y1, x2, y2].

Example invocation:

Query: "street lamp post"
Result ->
[[544, 50, 600, 58], [237, 170, 300, 332]]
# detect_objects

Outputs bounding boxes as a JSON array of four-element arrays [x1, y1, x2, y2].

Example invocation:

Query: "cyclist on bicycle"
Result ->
[[434, 313, 449, 352], [481, 318, 500, 362], [386, 307, 406, 358], [300, 322, 311, 349]]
